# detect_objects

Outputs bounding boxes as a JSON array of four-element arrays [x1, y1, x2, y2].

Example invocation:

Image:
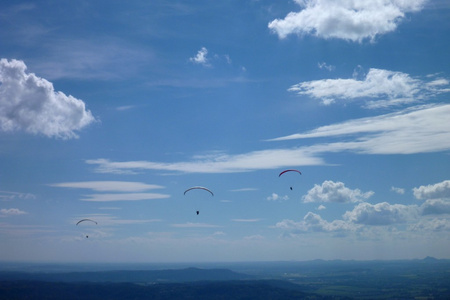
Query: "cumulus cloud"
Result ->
[[0, 58, 95, 139], [275, 212, 356, 234], [269, 104, 450, 155], [391, 186, 405, 194], [268, 0, 427, 42], [288, 68, 449, 108], [303, 180, 374, 203], [420, 199, 450, 215], [409, 217, 450, 232], [343, 202, 419, 225], [1, 208, 27, 216], [267, 193, 289, 201], [189, 47, 210, 66], [413, 180, 450, 200]]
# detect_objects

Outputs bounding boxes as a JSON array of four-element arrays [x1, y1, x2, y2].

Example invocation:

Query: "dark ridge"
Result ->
[[0, 267, 253, 283], [0, 280, 324, 300]]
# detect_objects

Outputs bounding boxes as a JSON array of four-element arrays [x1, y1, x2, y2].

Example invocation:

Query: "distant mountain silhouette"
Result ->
[[422, 256, 439, 262]]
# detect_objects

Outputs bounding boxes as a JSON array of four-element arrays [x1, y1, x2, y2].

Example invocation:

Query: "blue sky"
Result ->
[[1, 0, 449, 263]]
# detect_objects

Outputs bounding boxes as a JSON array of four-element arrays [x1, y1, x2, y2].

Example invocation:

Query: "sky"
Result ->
[[0, 0, 449, 263]]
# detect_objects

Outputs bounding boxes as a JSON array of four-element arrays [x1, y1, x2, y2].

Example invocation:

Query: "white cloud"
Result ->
[[303, 180, 374, 203], [232, 218, 261, 222], [86, 104, 450, 175], [318, 62, 335, 71], [317, 204, 326, 210], [267, 193, 289, 202], [409, 217, 450, 232], [86, 148, 324, 174], [288, 68, 449, 108], [0, 58, 95, 139], [31, 39, 154, 81], [50, 181, 164, 192], [269, 104, 450, 155], [243, 234, 265, 240], [268, 0, 427, 42], [275, 212, 356, 234], [343, 202, 419, 225], [230, 188, 258, 192], [420, 199, 450, 215], [189, 47, 210, 66], [51, 181, 169, 202], [0, 191, 35, 201], [171, 222, 220, 228], [391, 186, 405, 194], [75, 214, 160, 226], [1, 208, 27, 215], [413, 180, 450, 200], [81, 193, 170, 202]]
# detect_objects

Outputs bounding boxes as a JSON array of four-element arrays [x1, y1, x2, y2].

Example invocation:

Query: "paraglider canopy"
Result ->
[[76, 219, 98, 226], [184, 186, 214, 196], [278, 169, 302, 177]]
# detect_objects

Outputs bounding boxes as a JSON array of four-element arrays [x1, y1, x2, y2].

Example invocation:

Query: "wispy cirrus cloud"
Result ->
[[51, 181, 170, 202], [171, 222, 221, 228], [74, 214, 161, 226], [1, 208, 27, 216], [269, 104, 450, 155], [85, 103, 450, 176], [86, 148, 324, 175], [0, 191, 35, 201], [268, 0, 427, 42], [288, 68, 449, 108], [232, 219, 262, 223], [80, 193, 169, 202], [50, 181, 164, 192]]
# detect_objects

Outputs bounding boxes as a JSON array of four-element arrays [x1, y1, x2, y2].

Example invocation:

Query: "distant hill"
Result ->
[[0, 280, 318, 300], [0, 267, 253, 283]]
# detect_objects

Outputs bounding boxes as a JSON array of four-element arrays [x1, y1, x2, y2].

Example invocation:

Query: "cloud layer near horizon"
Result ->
[[275, 179, 450, 236]]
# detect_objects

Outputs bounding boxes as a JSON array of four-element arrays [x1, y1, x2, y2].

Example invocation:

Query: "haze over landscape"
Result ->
[[1, 0, 449, 264]]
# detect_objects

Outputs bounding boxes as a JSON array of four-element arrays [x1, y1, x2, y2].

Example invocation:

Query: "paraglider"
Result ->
[[184, 186, 214, 215], [279, 169, 301, 190], [76, 219, 97, 238]]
